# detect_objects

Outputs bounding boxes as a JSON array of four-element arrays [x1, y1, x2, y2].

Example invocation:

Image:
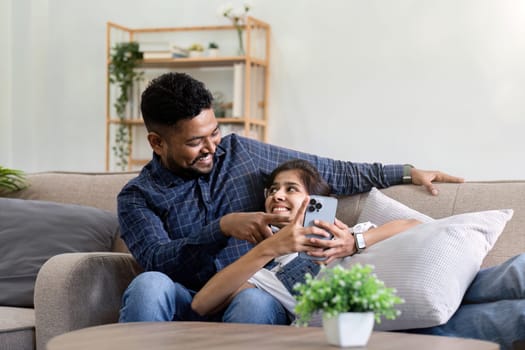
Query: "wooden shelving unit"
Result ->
[[105, 18, 271, 171]]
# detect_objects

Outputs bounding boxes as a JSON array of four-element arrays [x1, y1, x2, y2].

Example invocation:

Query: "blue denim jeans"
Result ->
[[118, 271, 289, 324], [405, 254, 525, 350], [274, 256, 320, 296]]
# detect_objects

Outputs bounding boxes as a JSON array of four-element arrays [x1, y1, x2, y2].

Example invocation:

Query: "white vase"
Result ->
[[189, 50, 203, 58], [207, 48, 219, 57], [322, 312, 374, 347]]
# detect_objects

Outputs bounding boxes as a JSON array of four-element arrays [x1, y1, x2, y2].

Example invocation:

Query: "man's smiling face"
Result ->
[[148, 108, 221, 177]]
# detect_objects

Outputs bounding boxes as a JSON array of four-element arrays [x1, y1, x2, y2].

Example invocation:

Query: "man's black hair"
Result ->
[[140, 72, 213, 132]]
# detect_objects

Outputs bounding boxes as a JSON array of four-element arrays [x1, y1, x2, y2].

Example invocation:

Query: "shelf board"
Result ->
[[139, 56, 267, 68], [109, 118, 265, 125], [248, 119, 266, 126]]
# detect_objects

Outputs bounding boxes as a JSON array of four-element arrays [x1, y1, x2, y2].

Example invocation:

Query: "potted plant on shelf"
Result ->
[[208, 42, 220, 57], [294, 264, 403, 347], [0, 166, 27, 193], [108, 41, 143, 170], [188, 43, 204, 57]]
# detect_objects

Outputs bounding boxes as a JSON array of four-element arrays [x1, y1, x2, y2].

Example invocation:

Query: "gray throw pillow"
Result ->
[[0, 198, 119, 307]]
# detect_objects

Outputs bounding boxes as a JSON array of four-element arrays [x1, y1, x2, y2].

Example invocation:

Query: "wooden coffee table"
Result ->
[[47, 322, 499, 350]]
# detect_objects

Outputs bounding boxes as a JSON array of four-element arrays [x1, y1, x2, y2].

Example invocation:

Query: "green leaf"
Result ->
[[293, 264, 404, 326], [0, 166, 28, 192], [109, 41, 144, 170]]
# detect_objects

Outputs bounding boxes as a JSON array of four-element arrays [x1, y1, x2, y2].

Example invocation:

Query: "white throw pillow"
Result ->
[[357, 187, 434, 225], [326, 190, 513, 331]]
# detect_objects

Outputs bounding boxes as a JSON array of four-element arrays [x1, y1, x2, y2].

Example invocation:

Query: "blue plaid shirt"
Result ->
[[117, 134, 404, 290]]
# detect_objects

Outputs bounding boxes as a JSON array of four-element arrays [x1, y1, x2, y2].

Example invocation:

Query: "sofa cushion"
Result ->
[[331, 189, 513, 330], [0, 307, 35, 350], [0, 198, 119, 307]]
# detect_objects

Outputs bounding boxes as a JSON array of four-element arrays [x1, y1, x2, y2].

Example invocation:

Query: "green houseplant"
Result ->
[[109, 41, 143, 170], [208, 42, 220, 57], [294, 264, 403, 347], [0, 166, 28, 192]]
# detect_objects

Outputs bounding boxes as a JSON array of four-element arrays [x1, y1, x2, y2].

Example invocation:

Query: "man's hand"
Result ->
[[219, 212, 290, 244], [411, 168, 464, 196]]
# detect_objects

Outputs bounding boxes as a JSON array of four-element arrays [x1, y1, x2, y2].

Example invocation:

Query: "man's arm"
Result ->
[[238, 135, 463, 196], [117, 187, 226, 290]]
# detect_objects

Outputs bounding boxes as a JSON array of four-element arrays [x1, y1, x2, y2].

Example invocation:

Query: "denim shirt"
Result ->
[[117, 133, 404, 290]]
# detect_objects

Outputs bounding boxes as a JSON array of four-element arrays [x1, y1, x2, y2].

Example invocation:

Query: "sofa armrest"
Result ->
[[34, 252, 142, 350]]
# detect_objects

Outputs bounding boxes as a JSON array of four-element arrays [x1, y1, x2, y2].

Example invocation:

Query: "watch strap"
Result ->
[[353, 232, 366, 253], [403, 164, 414, 184], [350, 221, 376, 254]]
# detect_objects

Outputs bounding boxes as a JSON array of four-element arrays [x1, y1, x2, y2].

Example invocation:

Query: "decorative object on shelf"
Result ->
[[0, 166, 27, 193], [188, 43, 204, 57], [212, 91, 226, 118], [218, 1, 252, 55], [294, 264, 403, 347], [170, 44, 190, 58], [108, 41, 143, 170], [208, 42, 220, 57]]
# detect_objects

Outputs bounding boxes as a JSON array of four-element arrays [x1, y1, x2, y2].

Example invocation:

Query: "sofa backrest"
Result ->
[[3, 172, 523, 268], [2, 171, 139, 253], [336, 181, 525, 268], [3, 171, 138, 212]]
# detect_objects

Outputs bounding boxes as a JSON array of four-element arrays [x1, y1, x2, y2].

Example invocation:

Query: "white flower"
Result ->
[[218, 2, 252, 25], [230, 7, 245, 19], [243, 0, 253, 12], [217, 2, 233, 17]]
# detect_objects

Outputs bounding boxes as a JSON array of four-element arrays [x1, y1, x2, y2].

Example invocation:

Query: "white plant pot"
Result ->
[[207, 48, 219, 57], [189, 50, 203, 58], [322, 312, 374, 347]]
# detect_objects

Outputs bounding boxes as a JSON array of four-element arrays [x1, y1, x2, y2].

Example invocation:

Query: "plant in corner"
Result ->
[[109, 41, 143, 170], [0, 166, 28, 193], [294, 264, 403, 347]]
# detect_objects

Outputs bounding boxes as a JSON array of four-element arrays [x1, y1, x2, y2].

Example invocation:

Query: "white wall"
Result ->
[[2, 0, 524, 180], [0, 0, 12, 165]]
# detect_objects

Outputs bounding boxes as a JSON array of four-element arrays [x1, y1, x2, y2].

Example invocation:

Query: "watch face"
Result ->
[[355, 233, 366, 249]]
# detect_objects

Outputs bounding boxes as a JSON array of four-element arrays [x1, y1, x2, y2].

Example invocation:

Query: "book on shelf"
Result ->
[[142, 51, 173, 59], [170, 44, 189, 58], [142, 50, 190, 59]]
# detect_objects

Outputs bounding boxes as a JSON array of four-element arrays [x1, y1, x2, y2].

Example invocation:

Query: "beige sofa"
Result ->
[[1, 171, 524, 350]]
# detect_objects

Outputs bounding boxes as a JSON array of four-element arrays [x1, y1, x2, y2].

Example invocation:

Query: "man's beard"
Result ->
[[165, 153, 214, 178]]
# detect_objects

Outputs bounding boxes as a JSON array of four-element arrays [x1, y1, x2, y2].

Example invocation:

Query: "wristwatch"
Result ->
[[350, 222, 376, 254], [403, 164, 414, 184]]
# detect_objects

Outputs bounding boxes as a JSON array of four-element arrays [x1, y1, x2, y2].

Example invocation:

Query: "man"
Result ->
[[117, 72, 463, 324]]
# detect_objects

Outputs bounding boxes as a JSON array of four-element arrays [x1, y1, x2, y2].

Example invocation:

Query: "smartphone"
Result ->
[[299, 195, 338, 260]]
